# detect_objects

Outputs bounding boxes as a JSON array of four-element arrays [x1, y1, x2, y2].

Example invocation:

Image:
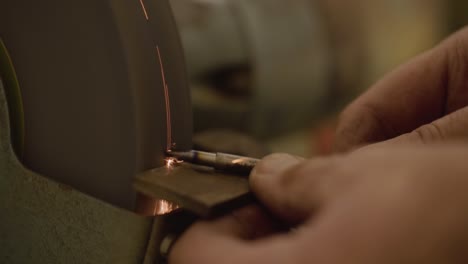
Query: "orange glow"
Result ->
[[165, 157, 176, 168], [153, 200, 178, 215], [139, 0, 149, 20], [165, 157, 183, 169], [152, 158, 182, 216], [232, 158, 246, 164], [156, 46, 172, 151]]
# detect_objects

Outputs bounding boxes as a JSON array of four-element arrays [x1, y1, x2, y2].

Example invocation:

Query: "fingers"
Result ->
[[218, 205, 282, 240], [169, 205, 283, 264], [171, 153, 341, 263], [171, 146, 468, 264], [381, 106, 468, 145], [250, 153, 338, 225], [335, 27, 468, 152], [335, 48, 446, 151]]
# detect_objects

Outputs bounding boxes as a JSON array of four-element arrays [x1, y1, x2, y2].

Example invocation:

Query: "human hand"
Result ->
[[170, 145, 468, 263], [335, 27, 468, 152]]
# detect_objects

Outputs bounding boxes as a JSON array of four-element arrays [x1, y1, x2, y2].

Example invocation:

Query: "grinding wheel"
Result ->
[[0, 0, 192, 210]]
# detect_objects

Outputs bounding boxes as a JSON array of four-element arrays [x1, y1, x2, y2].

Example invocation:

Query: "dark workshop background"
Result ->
[[171, 0, 468, 158]]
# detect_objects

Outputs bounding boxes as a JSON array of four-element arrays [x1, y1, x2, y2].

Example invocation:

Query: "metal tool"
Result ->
[[167, 150, 259, 175]]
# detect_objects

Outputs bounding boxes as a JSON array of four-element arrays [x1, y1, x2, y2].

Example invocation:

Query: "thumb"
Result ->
[[379, 106, 468, 146], [250, 153, 337, 225]]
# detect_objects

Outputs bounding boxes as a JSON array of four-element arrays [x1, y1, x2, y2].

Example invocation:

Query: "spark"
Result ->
[[165, 157, 183, 169], [151, 158, 182, 216], [139, 0, 149, 20], [165, 157, 176, 168], [156, 46, 172, 151]]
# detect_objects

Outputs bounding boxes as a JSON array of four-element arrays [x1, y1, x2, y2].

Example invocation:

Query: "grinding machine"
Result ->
[[0, 1, 249, 263]]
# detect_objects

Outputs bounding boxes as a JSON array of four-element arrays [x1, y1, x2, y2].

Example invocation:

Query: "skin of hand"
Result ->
[[170, 145, 468, 263], [335, 27, 468, 152], [169, 27, 468, 263]]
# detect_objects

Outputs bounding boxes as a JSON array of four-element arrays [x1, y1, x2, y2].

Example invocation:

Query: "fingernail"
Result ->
[[251, 153, 302, 179]]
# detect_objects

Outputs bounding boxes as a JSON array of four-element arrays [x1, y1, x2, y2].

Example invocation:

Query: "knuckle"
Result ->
[[336, 102, 364, 135], [440, 107, 468, 138], [412, 123, 445, 143], [445, 28, 468, 82], [337, 103, 355, 125], [449, 26, 468, 48], [335, 103, 366, 150], [448, 105, 468, 122], [336, 101, 393, 151]]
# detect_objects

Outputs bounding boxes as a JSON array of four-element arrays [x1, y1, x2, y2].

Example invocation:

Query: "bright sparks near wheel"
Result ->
[[165, 157, 176, 169], [165, 157, 182, 169], [152, 157, 181, 215], [139, 0, 149, 20], [156, 46, 173, 151]]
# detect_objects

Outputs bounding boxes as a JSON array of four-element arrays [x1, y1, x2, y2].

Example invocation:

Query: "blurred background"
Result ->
[[170, 0, 468, 158]]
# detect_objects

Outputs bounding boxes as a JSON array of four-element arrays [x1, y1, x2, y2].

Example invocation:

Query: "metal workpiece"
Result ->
[[135, 159, 255, 261], [168, 150, 259, 175], [134, 164, 252, 217]]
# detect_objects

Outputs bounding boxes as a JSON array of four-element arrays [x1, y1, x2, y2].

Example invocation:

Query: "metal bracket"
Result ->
[[0, 78, 171, 264]]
